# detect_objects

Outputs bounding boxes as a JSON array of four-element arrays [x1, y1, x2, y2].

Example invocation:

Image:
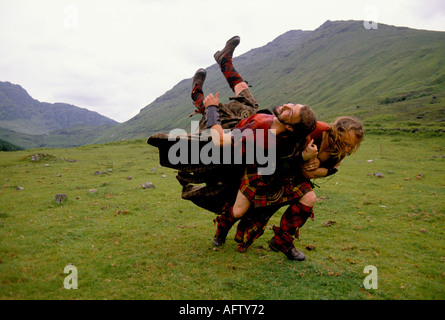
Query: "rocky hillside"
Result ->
[[0, 81, 118, 135]]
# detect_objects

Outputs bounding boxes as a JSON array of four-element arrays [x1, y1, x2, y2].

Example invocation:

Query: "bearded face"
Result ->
[[272, 104, 302, 126]]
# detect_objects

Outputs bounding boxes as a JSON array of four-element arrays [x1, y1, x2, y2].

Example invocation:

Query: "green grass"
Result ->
[[0, 134, 444, 300]]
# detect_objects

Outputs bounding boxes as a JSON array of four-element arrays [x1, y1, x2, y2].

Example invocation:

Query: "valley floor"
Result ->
[[0, 134, 444, 300]]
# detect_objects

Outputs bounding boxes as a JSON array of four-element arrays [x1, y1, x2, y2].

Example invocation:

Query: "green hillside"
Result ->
[[1, 20, 444, 149], [0, 81, 118, 135], [0, 124, 116, 150], [96, 20, 445, 143], [0, 138, 23, 151]]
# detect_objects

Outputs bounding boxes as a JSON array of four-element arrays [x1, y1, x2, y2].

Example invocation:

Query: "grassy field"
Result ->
[[0, 133, 444, 300]]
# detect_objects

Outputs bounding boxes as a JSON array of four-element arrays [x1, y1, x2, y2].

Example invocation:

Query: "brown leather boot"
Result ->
[[269, 236, 306, 261], [192, 68, 206, 92], [190, 68, 207, 116], [213, 36, 240, 65]]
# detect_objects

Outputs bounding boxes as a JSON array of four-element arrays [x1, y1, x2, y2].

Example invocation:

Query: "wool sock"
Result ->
[[219, 56, 244, 92], [191, 85, 204, 113]]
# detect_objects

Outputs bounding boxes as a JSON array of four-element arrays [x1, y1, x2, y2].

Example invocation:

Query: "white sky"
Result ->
[[1, 0, 444, 122]]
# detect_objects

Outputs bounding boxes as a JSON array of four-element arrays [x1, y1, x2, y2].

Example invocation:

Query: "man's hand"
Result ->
[[302, 157, 320, 171], [204, 92, 220, 109], [302, 139, 318, 161]]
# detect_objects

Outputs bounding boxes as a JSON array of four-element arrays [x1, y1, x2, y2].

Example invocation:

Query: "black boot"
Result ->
[[213, 205, 239, 246]]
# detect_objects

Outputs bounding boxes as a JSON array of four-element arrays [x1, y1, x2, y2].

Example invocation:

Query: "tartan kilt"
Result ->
[[239, 166, 312, 208], [234, 175, 312, 251]]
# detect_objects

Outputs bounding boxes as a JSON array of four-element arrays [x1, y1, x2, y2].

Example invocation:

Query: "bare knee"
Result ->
[[234, 82, 249, 95], [232, 207, 244, 218], [300, 191, 316, 207], [232, 204, 250, 218]]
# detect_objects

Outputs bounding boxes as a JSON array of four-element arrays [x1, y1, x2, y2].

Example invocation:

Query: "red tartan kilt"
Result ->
[[239, 167, 312, 209]]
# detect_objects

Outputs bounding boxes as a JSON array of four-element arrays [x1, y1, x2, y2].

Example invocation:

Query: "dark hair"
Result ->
[[294, 105, 317, 138], [279, 105, 317, 158]]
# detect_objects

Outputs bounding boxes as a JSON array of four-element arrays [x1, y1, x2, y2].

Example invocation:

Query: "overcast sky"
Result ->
[[1, 0, 444, 122]]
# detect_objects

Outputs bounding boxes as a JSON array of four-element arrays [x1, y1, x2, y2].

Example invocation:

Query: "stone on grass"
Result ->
[[374, 173, 385, 178], [141, 182, 155, 189], [55, 193, 67, 204], [322, 220, 336, 227]]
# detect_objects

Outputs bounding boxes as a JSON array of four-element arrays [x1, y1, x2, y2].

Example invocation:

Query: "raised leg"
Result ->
[[214, 36, 246, 93], [190, 68, 207, 116], [269, 195, 316, 261]]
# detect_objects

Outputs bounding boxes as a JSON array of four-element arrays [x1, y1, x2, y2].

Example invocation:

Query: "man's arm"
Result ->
[[302, 139, 318, 161], [301, 160, 339, 179], [204, 92, 231, 146], [302, 167, 328, 179]]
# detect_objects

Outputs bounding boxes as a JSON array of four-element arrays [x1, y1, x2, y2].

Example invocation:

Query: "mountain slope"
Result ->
[[96, 20, 445, 143], [0, 81, 118, 135], [0, 137, 23, 151], [0, 124, 117, 149]]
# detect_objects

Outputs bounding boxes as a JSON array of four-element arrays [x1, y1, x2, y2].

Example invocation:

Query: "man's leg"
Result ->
[[213, 204, 240, 246], [214, 36, 247, 94], [190, 68, 206, 116], [232, 190, 251, 218], [235, 204, 282, 252], [299, 190, 317, 207], [233, 82, 249, 96], [269, 191, 317, 261], [214, 190, 251, 247]]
